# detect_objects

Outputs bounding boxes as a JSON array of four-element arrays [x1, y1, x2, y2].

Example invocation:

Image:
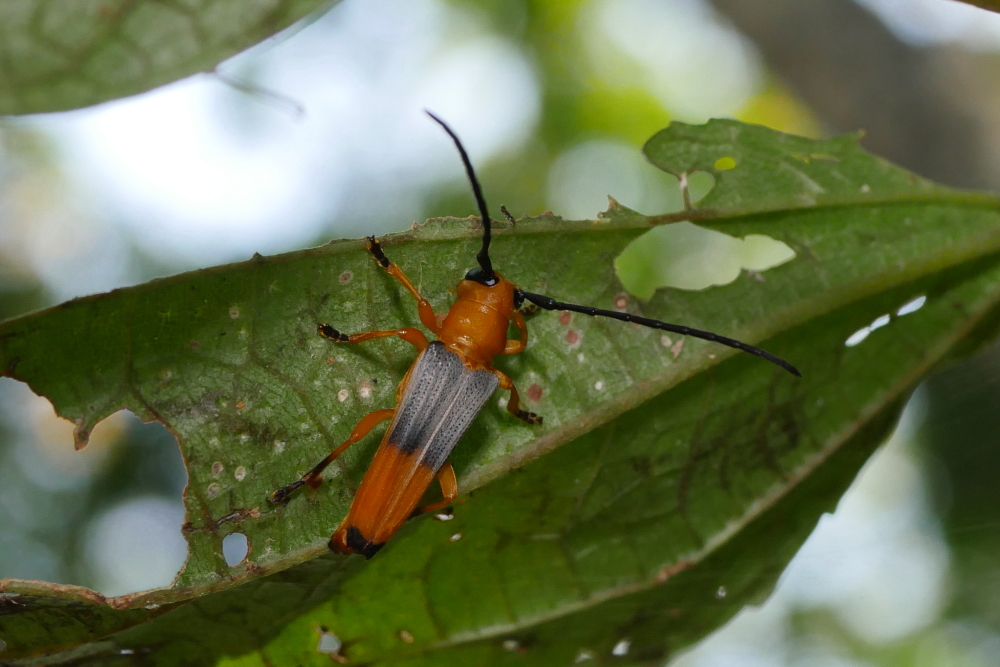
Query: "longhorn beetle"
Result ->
[[270, 112, 801, 559]]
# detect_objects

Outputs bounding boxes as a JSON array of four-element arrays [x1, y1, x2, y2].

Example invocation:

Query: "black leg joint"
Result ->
[[318, 323, 349, 342]]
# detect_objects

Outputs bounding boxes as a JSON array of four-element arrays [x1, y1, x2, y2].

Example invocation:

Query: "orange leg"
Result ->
[[366, 237, 441, 334], [413, 462, 458, 515], [318, 324, 429, 353], [269, 408, 395, 504], [502, 310, 528, 355], [494, 369, 543, 425]]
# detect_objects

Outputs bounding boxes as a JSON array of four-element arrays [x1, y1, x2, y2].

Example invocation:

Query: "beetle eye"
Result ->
[[465, 268, 498, 286]]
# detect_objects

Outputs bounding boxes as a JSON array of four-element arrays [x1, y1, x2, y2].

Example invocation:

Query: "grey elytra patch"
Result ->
[[339, 270, 353, 285]]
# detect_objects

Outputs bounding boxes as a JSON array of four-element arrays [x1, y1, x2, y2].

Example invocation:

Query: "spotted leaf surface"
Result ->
[[2, 121, 1000, 664]]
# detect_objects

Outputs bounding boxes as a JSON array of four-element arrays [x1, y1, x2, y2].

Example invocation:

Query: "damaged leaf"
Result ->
[[3, 120, 1000, 664]]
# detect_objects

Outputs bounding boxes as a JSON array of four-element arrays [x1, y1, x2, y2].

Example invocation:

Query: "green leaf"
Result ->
[[0, 0, 339, 115], [3, 119, 1000, 663]]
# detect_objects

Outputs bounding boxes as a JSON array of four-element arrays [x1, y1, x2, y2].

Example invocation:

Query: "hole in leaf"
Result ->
[[614, 221, 796, 299], [222, 532, 249, 566], [612, 639, 631, 656], [0, 382, 187, 592], [845, 328, 871, 347], [869, 314, 891, 331], [83, 496, 187, 596], [317, 630, 342, 654], [897, 295, 926, 316]]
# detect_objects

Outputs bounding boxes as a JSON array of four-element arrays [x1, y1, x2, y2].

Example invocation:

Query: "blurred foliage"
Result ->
[[0, 0, 342, 115]]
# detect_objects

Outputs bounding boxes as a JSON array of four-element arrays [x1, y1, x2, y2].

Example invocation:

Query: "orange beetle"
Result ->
[[270, 112, 800, 558]]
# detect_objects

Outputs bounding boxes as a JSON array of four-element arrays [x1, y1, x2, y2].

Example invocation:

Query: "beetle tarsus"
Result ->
[[318, 323, 350, 342], [518, 302, 540, 316], [516, 409, 543, 425], [366, 236, 391, 268], [269, 479, 305, 504]]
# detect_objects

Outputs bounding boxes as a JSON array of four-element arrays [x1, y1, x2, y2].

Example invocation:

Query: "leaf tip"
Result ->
[[73, 420, 91, 451]]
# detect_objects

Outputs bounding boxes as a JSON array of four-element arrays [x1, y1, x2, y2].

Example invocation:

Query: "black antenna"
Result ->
[[425, 110, 496, 285], [517, 291, 801, 376]]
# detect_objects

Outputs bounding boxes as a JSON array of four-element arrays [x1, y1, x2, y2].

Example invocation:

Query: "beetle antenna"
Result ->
[[516, 291, 801, 376], [425, 110, 495, 283]]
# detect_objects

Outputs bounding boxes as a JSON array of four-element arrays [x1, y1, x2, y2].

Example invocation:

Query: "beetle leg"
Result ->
[[318, 324, 429, 353], [502, 310, 528, 355], [269, 408, 395, 504], [493, 369, 543, 425], [365, 236, 441, 334], [412, 462, 458, 516]]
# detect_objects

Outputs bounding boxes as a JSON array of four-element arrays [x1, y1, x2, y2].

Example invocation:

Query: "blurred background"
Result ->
[[3, 0, 1000, 664]]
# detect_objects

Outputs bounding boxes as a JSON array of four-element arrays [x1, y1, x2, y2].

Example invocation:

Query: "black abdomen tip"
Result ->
[[342, 525, 385, 559]]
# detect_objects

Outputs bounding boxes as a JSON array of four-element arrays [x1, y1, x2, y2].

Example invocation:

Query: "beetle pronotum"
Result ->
[[270, 112, 800, 558]]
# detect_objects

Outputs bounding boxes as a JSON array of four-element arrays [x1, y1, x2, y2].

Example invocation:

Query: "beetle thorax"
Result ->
[[438, 274, 516, 368]]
